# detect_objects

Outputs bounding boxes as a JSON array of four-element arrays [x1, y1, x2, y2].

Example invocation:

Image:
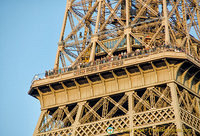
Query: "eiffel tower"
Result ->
[[29, 0, 200, 135]]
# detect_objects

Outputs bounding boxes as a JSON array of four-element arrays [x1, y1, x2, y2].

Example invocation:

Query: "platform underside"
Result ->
[[30, 52, 200, 136]]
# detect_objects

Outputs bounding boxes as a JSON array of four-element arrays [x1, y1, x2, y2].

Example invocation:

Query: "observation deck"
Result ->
[[29, 46, 200, 110]]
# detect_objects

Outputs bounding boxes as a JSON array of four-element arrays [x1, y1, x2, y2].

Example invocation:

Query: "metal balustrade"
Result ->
[[32, 45, 199, 83]]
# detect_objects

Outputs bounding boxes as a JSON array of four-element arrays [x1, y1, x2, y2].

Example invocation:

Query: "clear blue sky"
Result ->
[[0, 0, 66, 135]]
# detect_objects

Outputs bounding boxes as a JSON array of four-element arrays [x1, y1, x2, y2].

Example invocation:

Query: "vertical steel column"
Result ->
[[72, 101, 85, 136], [197, 0, 200, 30], [54, 0, 69, 69], [126, 91, 134, 136], [89, 1, 101, 62], [126, 0, 132, 53], [163, 0, 170, 45], [59, 0, 69, 42], [89, 40, 97, 62], [168, 82, 184, 136], [33, 110, 47, 136]]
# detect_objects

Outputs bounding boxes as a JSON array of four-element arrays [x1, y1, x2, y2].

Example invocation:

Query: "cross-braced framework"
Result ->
[[30, 51, 200, 135], [34, 83, 200, 136], [29, 0, 200, 135], [54, 0, 200, 70]]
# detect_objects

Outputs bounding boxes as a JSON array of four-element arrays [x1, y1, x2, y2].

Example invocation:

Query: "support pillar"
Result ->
[[126, 0, 132, 53], [168, 82, 184, 136], [33, 110, 47, 136], [54, 0, 70, 69], [197, 0, 200, 31], [72, 101, 85, 136], [89, 0, 102, 62], [127, 32, 132, 53], [89, 41, 97, 62], [54, 47, 61, 70], [163, 0, 170, 45], [126, 91, 134, 136], [125, 28, 132, 54]]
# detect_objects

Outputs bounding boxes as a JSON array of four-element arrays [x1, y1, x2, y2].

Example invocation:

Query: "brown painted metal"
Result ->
[[29, 0, 200, 135]]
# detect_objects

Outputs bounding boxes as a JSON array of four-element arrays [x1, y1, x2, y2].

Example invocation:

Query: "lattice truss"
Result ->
[[37, 84, 195, 136], [39, 103, 78, 133], [54, 0, 200, 69], [176, 85, 200, 135]]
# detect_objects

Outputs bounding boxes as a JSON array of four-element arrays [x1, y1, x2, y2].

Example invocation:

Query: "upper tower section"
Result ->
[[54, 0, 200, 70]]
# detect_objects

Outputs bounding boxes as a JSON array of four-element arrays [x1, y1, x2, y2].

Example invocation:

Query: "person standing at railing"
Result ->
[[151, 45, 155, 52], [105, 56, 107, 63], [120, 52, 123, 59], [48, 70, 50, 76], [45, 71, 48, 77], [111, 55, 114, 61], [131, 51, 136, 57], [160, 44, 163, 50], [52, 69, 55, 75], [41, 45, 200, 80], [116, 55, 119, 60], [58, 68, 61, 74], [139, 49, 142, 55], [174, 46, 178, 52], [83, 62, 85, 68], [123, 52, 126, 58], [135, 49, 138, 56], [145, 45, 149, 54], [68, 66, 72, 71], [124, 52, 127, 58], [142, 48, 145, 55], [118, 54, 122, 60], [157, 45, 161, 52], [62, 68, 65, 73], [100, 57, 102, 64], [108, 55, 111, 61], [149, 46, 153, 53], [65, 67, 68, 72], [77, 63, 80, 69], [94, 60, 97, 65], [169, 45, 173, 51], [103, 57, 106, 63]]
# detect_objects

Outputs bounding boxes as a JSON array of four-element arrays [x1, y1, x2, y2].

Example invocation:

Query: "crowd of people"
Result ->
[[40, 44, 198, 80]]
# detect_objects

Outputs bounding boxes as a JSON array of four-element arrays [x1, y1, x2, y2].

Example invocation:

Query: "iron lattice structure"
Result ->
[[53, 0, 200, 70], [29, 0, 200, 136]]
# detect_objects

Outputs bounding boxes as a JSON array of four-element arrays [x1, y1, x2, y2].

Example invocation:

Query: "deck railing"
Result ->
[[31, 45, 200, 83]]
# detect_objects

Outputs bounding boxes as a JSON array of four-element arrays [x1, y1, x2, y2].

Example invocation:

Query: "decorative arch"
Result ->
[[176, 61, 200, 95]]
